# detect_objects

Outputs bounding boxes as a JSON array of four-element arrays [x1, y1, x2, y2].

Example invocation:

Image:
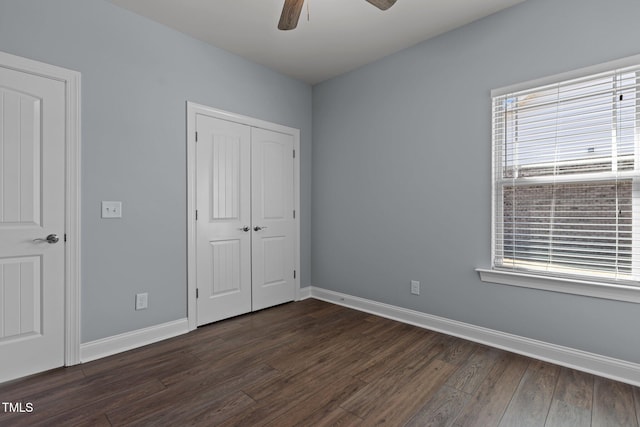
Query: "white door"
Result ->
[[195, 116, 296, 326], [251, 128, 296, 311], [0, 66, 66, 382], [196, 116, 252, 326]]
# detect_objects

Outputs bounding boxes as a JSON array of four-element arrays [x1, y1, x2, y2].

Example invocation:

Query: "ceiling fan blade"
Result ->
[[365, 0, 398, 10], [278, 0, 305, 30]]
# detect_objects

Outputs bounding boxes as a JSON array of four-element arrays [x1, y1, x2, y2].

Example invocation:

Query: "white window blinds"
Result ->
[[492, 64, 640, 283]]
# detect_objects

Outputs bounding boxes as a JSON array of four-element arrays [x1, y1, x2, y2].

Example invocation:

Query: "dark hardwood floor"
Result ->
[[1, 299, 639, 426]]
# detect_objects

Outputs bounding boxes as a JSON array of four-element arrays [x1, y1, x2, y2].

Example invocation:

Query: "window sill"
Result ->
[[476, 268, 640, 304]]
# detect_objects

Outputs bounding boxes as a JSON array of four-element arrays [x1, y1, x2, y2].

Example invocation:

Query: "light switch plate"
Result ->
[[102, 201, 122, 218]]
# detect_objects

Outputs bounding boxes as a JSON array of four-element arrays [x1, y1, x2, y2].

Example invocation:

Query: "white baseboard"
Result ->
[[308, 286, 640, 387], [80, 318, 189, 363], [298, 286, 312, 300]]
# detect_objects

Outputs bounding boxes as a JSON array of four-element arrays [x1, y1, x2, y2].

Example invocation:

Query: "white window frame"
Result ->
[[477, 54, 640, 304]]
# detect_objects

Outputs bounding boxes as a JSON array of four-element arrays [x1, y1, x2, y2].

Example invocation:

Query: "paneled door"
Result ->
[[0, 65, 66, 381], [251, 128, 295, 311], [194, 113, 297, 326], [196, 116, 252, 326]]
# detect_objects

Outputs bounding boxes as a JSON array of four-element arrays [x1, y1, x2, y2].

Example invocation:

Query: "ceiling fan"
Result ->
[[278, 0, 398, 31]]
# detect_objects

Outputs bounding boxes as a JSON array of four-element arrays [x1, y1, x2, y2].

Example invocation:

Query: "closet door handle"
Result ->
[[239, 226, 250, 232], [253, 226, 268, 232]]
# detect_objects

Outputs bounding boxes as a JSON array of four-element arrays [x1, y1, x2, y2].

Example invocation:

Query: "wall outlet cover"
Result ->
[[135, 292, 148, 310], [411, 280, 420, 295]]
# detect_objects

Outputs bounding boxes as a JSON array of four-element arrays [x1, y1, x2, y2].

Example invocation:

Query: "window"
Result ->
[[490, 59, 640, 290]]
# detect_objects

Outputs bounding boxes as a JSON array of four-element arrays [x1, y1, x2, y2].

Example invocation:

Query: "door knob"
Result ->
[[253, 226, 268, 232], [34, 234, 59, 244], [239, 226, 250, 232]]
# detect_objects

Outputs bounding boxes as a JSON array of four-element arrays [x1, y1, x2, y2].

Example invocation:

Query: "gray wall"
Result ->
[[312, 0, 640, 364], [0, 0, 312, 342]]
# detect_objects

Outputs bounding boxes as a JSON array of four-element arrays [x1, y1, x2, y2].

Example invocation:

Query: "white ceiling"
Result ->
[[110, 0, 525, 85]]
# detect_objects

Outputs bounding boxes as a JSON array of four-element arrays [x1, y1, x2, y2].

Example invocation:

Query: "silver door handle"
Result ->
[[34, 234, 59, 244], [253, 226, 268, 232], [239, 226, 250, 232]]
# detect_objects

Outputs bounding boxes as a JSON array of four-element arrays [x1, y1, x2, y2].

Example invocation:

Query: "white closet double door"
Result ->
[[196, 116, 296, 326]]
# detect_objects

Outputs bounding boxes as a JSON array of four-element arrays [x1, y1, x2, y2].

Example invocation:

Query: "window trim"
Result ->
[[491, 54, 640, 99], [476, 268, 640, 304], [484, 54, 640, 303]]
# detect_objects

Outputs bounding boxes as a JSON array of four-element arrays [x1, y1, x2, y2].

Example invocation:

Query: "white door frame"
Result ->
[[0, 51, 82, 366], [186, 102, 300, 331]]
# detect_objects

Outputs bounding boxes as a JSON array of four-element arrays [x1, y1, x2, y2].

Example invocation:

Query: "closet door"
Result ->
[[196, 116, 252, 326], [251, 128, 296, 310]]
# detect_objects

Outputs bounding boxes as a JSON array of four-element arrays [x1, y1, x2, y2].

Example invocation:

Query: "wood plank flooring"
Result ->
[[1, 299, 639, 426]]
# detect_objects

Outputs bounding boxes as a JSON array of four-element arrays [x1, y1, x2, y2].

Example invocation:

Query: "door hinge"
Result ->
[[196, 288, 199, 299], [293, 270, 296, 279], [195, 210, 198, 220], [293, 210, 296, 219], [64, 234, 67, 242], [195, 131, 198, 142], [293, 149, 296, 158]]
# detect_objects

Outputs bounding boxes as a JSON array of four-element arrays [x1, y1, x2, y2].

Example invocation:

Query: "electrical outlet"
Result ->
[[135, 293, 148, 310], [411, 280, 420, 295]]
